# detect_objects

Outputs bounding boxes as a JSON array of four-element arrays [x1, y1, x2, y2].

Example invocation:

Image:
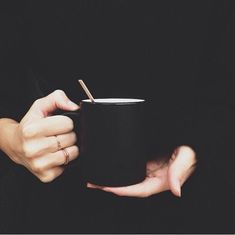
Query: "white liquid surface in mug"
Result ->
[[83, 98, 145, 103]]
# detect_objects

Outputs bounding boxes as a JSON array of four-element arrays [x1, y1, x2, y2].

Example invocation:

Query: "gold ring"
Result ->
[[55, 135, 62, 151], [62, 148, 70, 165]]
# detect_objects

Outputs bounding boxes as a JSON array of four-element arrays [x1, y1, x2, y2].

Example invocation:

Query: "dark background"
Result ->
[[0, 0, 234, 233]]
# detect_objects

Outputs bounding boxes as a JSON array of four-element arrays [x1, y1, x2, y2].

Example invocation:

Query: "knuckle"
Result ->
[[53, 89, 65, 98], [30, 160, 43, 173], [38, 175, 53, 183], [22, 143, 35, 158], [21, 124, 36, 138], [40, 170, 62, 183], [31, 165, 41, 174]]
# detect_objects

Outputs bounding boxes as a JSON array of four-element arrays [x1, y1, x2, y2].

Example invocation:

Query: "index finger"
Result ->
[[23, 115, 74, 138]]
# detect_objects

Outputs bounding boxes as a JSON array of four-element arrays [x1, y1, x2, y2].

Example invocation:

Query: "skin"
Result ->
[[0, 90, 197, 197], [0, 90, 79, 183], [87, 146, 197, 197]]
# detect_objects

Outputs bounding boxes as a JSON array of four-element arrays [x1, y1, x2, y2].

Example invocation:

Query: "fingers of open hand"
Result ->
[[168, 145, 197, 197], [87, 177, 167, 198]]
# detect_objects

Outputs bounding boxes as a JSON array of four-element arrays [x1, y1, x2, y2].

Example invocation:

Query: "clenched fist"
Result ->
[[0, 90, 79, 182]]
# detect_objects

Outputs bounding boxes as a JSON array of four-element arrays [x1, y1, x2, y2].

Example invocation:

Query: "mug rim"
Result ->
[[81, 98, 145, 105]]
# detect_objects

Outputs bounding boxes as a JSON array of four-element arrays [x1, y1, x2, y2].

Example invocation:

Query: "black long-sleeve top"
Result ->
[[0, 0, 234, 233]]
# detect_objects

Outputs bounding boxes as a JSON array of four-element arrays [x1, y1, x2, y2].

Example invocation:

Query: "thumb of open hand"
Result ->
[[168, 146, 197, 197]]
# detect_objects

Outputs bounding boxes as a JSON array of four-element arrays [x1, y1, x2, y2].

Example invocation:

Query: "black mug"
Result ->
[[65, 98, 147, 187]]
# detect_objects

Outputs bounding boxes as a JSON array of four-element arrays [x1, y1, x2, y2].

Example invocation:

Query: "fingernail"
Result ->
[[67, 100, 79, 109]]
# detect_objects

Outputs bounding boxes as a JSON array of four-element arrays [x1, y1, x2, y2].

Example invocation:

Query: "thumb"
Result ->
[[24, 90, 79, 121], [168, 146, 196, 197]]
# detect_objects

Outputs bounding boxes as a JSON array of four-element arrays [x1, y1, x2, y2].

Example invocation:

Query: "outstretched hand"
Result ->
[[87, 146, 197, 198]]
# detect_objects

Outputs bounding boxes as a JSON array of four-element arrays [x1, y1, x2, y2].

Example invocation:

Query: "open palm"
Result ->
[[87, 146, 197, 198]]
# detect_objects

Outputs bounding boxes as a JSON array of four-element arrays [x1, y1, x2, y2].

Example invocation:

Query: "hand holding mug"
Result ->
[[1, 90, 79, 182]]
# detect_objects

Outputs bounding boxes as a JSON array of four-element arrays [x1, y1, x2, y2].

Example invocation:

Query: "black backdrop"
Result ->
[[0, 0, 234, 233]]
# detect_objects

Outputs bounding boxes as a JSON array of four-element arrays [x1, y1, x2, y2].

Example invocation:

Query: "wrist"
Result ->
[[0, 118, 21, 164]]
